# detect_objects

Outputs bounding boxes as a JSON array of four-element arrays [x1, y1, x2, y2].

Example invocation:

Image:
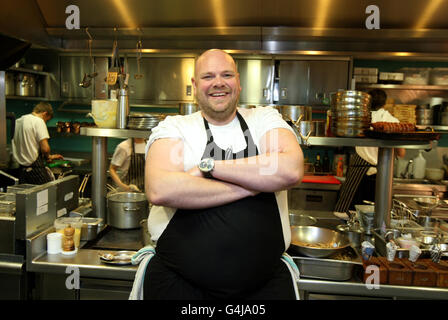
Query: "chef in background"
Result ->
[[109, 138, 146, 192], [334, 89, 405, 216], [12, 102, 63, 184]]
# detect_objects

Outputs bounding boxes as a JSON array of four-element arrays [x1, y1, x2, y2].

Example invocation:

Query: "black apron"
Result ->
[[144, 112, 293, 300], [334, 153, 373, 213], [19, 153, 52, 185], [125, 138, 145, 191]]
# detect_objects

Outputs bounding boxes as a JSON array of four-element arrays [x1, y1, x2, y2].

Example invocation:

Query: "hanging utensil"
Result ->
[[86, 28, 98, 79], [134, 38, 144, 80], [107, 29, 120, 86]]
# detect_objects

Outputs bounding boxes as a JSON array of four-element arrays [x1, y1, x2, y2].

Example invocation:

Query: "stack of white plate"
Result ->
[[127, 113, 166, 130]]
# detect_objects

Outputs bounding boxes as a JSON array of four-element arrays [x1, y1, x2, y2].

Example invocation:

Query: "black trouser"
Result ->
[[143, 255, 296, 300]]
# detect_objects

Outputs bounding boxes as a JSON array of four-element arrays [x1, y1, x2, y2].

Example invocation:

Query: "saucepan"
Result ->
[[107, 191, 149, 229], [276, 105, 312, 122], [179, 103, 199, 115], [289, 226, 351, 258]]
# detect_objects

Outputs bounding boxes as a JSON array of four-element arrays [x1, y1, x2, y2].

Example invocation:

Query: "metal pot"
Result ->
[[336, 224, 363, 248], [312, 120, 325, 136], [15, 73, 36, 96], [107, 192, 149, 229], [179, 103, 199, 115], [277, 105, 312, 122], [5, 72, 15, 96]]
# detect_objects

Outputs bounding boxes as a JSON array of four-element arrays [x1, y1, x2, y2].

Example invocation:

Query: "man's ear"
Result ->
[[191, 77, 197, 93]]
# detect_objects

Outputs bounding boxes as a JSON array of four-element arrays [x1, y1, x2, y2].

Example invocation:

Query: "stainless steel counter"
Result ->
[[298, 277, 448, 300], [30, 248, 137, 281], [26, 224, 448, 300]]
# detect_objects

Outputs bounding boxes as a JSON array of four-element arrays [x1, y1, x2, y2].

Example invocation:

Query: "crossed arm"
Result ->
[[145, 128, 304, 209]]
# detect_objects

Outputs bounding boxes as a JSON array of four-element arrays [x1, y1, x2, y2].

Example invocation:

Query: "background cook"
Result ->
[[12, 102, 63, 184]]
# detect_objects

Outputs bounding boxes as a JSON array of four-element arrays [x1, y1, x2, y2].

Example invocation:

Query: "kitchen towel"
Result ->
[[129, 245, 155, 300]]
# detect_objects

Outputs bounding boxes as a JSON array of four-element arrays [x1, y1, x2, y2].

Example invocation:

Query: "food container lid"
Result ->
[[54, 217, 83, 229]]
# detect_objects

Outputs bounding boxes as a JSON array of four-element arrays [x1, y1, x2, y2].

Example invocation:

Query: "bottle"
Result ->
[[336, 157, 344, 177], [314, 153, 322, 173], [323, 151, 330, 173], [412, 151, 426, 179]]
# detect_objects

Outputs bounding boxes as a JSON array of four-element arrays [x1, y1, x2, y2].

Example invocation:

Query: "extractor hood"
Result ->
[[1, 0, 448, 56]]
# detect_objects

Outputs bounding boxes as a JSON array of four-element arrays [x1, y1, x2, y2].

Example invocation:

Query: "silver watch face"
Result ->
[[199, 158, 214, 172]]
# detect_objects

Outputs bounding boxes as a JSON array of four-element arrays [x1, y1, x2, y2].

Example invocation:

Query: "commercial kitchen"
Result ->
[[1, 0, 448, 300]]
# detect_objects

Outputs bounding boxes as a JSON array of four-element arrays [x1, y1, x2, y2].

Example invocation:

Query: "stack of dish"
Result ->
[[127, 113, 166, 130], [330, 90, 372, 137]]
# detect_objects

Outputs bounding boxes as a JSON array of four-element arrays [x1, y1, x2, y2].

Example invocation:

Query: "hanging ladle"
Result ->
[[134, 38, 144, 80]]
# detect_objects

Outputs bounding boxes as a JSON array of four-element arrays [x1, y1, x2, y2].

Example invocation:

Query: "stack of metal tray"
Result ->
[[127, 113, 166, 130], [0, 192, 16, 216], [291, 246, 363, 281]]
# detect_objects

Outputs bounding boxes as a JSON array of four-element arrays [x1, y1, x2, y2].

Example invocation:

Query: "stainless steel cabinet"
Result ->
[[127, 57, 195, 103], [60, 56, 94, 99], [308, 61, 350, 105], [236, 59, 274, 105], [278, 60, 350, 105]]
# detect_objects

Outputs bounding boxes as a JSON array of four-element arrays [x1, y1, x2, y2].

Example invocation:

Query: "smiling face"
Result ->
[[192, 50, 241, 124]]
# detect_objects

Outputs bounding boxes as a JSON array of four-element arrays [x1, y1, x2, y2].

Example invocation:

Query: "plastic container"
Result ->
[[430, 68, 448, 85], [399, 68, 431, 85], [54, 217, 82, 248], [412, 151, 426, 179], [87, 99, 118, 128]]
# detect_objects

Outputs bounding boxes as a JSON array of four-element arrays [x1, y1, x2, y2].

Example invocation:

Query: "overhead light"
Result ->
[[313, 0, 332, 36], [414, 0, 444, 35]]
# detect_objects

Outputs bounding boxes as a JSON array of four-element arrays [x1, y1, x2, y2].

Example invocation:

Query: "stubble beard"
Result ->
[[197, 92, 239, 122]]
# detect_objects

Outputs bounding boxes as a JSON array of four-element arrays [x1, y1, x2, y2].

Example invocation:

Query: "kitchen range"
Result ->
[[1, 0, 448, 301]]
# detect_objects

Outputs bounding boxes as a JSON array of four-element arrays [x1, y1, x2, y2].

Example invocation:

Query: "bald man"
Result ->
[[142, 49, 304, 300]]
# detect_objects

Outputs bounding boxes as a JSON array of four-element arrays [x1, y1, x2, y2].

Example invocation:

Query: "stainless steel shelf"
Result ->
[[7, 67, 51, 77], [6, 95, 50, 101], [356, 84, 448, 91], [80, 127, 151, 139], [416, 125, 448, 132], [306, 136, 433, 149]]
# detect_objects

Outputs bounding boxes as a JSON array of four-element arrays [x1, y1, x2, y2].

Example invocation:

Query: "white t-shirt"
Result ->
[[110, 139, 146, 181], [12, 114, 50, 166], [356, 108, 400, 175], [145, 106, 297, 250]]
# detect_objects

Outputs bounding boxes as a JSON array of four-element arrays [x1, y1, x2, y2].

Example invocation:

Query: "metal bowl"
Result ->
[[289, 213, 317, 227], [289, 226, 351, 258]]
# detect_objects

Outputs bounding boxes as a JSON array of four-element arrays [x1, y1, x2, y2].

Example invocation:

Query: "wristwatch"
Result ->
[[198, 158, 215, 179]]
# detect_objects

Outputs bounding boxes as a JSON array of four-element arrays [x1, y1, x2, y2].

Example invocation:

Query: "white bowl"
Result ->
[[425, 168, 444, 181], [396, 237, 420, 249]]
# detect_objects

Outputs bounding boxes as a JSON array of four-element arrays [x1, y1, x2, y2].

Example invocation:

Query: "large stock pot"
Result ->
[[107, 192, 149, 229]]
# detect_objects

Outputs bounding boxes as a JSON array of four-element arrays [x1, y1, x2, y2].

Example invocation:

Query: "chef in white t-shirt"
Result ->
[[141, 49, 304, 300], [109, 138, 146, 191], [12, 102, 63, 184]]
